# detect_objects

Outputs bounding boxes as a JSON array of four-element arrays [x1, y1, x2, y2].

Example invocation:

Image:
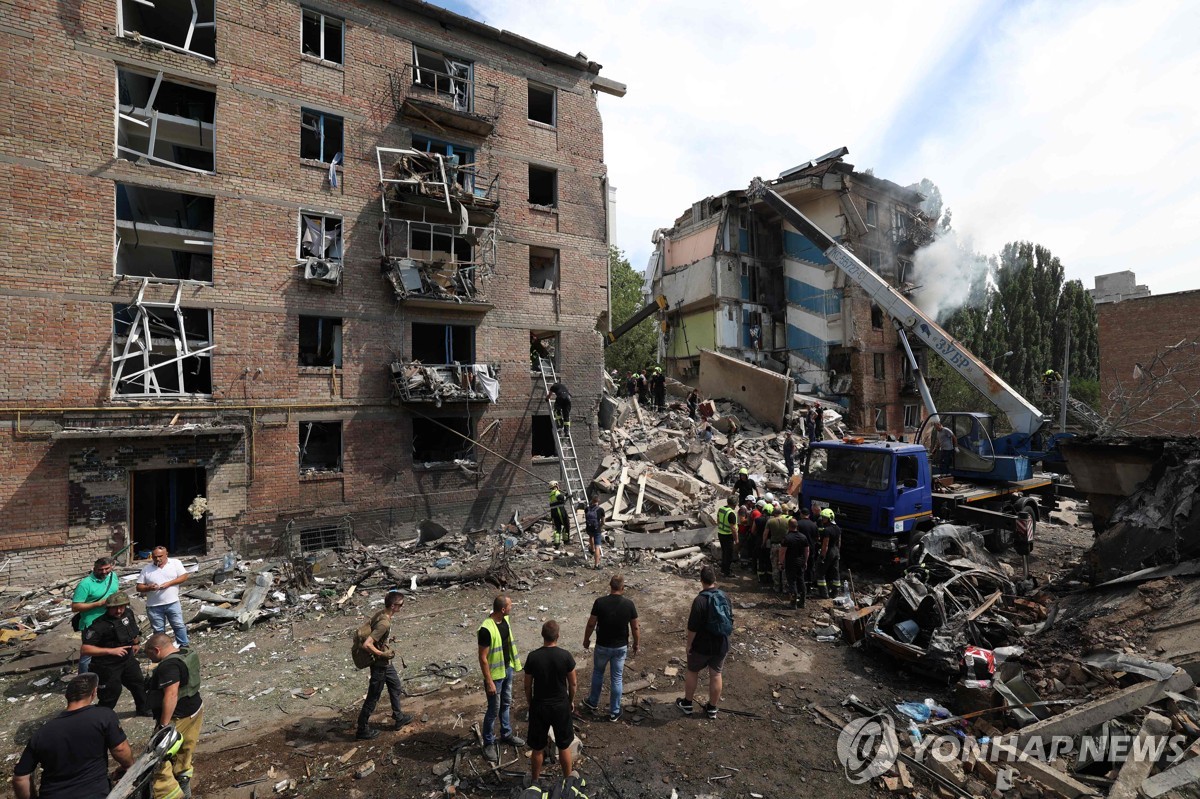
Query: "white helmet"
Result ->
[[549, 480, 559, 488], [764, 493, 776, 504]]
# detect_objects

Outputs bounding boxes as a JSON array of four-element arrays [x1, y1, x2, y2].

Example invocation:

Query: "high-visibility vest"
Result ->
[[549, 488, 566, 509], [478, 616, 521, 679], [717, 506, 737, 535]]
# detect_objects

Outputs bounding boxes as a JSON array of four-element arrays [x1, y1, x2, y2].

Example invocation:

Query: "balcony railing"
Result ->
[[381, 220, 495, 303], [390, 361, 499, 404], [390, 65, 499, 135], [376, 147, 500, 214]]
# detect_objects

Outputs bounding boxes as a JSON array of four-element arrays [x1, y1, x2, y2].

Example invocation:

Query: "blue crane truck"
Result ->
[[746, 177, 1062, 562]]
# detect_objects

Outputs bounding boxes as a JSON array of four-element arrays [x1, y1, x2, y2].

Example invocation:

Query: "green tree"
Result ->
[[604, 247, 657, 377]]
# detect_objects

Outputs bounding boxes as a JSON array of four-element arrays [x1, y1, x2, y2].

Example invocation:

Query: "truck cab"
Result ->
[[801, 440, 934, 560]]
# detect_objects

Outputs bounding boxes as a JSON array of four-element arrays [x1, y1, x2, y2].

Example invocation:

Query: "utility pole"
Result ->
[[1059, 324, 1071, 434]]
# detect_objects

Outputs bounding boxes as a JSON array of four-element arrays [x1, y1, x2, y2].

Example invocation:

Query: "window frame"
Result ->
[[298, 315, 343, 368], [297, 211, 344, 263], [300, 108, 344, 164], [298, 420, 343, 473], [865, 200, 878, 228], [873, 352, 886, 380], [300, 8, 344, 65], [527, 82, 556, 126]]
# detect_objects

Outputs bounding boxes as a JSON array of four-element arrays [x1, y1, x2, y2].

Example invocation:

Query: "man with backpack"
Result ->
[[584, 495, 605, 569], [676, 566, 733, 720], [350, 591, 412, 740]]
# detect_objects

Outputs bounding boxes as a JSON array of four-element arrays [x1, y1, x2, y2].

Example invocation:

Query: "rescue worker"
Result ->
[[687, 389, 700, 421], [546, 381, 572, 429], [716, 496, 739, 577], [80, 592, 150, 715], [732, 468, 757, 506], [783, 431, 796, 478], [766, 503, 790, 593], [816, 508, 842, 598], [650, 368, 666, 411], [756, 503, 776, 585], [477, 595, 524, 763], [736, 500, 753, 567], [1042, 369, 1061, 399], [625, 372, 637, 398], [795, 506, 819, 592], [636, 371, 649, 405], [548, 481, 569, 546], [144, 633, 203, 799], [748, 500, 768, 578]]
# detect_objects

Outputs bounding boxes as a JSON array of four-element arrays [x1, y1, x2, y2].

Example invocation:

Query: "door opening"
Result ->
[[130, 467, 208, 556]]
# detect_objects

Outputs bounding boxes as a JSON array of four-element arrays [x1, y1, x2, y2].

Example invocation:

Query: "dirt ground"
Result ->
[[0, 509, 1094, 799]]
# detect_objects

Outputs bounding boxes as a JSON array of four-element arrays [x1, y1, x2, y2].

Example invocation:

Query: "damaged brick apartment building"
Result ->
[[649, 148, 932, 436], [0, 0, 623, 580]]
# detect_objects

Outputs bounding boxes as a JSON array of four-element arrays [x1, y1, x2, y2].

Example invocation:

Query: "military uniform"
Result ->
[[83, 604, 149, 713]]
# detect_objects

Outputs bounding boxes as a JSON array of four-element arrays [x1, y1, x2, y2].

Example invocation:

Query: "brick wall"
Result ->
[[1098, 290, 1200, 435], [0, 0, 612, 581]]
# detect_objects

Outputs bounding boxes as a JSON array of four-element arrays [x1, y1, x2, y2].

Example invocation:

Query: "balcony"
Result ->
[[390, 361, 499, 405], [376, 147, 499, 219], [390, 64, 499, 137]]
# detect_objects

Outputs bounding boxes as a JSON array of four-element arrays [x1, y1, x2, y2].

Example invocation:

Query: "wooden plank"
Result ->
[[634, 474, 647, 515], [966, 591, 1002, 622], [611, 467, 630, 522]]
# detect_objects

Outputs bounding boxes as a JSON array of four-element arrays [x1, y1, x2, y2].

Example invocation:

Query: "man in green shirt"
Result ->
[[71, 557, 118, 675]]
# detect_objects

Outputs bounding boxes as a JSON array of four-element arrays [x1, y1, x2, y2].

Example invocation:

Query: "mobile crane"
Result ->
[[746, 178, 1059, 558]]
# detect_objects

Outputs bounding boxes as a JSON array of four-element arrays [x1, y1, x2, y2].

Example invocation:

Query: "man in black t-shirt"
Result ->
[[795, 507, 820, 592], [676, 566, 731, 720], [581, 574, 639, 721], [523, 620, 577, 784], [782, 519, 810, 609], [12, 673, 134, 799], [145, 633, 204, 799]]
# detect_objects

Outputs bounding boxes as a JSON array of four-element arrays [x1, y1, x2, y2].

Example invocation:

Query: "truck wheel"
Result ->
[[985, 526, 1013, 554], [907, 528, 930, 564]]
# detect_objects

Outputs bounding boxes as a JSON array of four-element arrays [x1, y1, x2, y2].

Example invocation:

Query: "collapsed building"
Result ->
[[0, 0, 624, 581], [648, 147, 933, 437]]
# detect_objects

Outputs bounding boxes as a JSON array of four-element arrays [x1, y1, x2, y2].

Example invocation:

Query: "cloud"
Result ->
[[456, 0, 1200, 294]]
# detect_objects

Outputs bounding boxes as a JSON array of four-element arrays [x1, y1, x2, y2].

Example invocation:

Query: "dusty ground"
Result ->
[[0, 510, 1094, 799]]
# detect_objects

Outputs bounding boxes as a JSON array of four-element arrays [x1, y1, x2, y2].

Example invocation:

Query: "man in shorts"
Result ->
[[675, 566, 732, 720], [523, 620, 577, 784]]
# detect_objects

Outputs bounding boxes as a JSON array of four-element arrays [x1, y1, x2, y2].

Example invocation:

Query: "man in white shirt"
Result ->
[[136, 547, 190, 648]]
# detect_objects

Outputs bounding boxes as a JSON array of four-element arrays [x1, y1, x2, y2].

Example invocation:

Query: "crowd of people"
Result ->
[[13, 547, 204, 799]]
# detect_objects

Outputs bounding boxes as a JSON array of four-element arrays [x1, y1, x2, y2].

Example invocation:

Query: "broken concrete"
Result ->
[[1107, 710, 1170, 799], [698, 349, 791, 430], [1016, 669, 1193, 743]]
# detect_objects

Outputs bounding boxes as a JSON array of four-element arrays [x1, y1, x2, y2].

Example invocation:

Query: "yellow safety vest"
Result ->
[[550, 488, 566, 509], [478, 616, 521, 679], [717, 506, 737, 535]]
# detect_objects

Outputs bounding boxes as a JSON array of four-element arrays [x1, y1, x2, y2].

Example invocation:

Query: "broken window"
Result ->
[[866, 248, 883, 272], [897, 259, 913, 284], [530, 330, 559, 371], [865, 201, 877, 228], [115, 183, 214, 282], [300, 109, 343, 163], [894, 207, 909, 236], [532, 415, 558, 457], [529, 246, 559, 290], [299, 421, 342, 472], [301, 8, 344, 64], [871, 304, 884, 329], [528, 165, 557, 207], [412, 46, 472, 111], [412, 323, 475, 365], [412, 415, 474, 463], [112, 285, 213, 396], [528, 83, 555, 125], [117, 69, 215, 173], [875, 407, 888, 431], [299, 316, 342, 367], [297, 212, 342, 286], [873, 353, 886, 380], [411, 134, 476, 192], [119, 0, 215, 61], [903, 404, 920, 430]]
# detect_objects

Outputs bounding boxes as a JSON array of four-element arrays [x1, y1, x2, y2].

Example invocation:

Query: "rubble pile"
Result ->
[[592, 392, 844, 569]]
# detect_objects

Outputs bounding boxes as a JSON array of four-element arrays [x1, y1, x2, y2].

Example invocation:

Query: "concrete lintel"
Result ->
[[1017, 669, 1193, 743]]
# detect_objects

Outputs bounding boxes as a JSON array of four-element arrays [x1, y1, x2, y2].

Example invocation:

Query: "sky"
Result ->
[[436, 0, 1200, 295]]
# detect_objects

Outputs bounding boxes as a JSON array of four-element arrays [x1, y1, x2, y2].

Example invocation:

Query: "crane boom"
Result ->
[[747, 178, 1045, 437]]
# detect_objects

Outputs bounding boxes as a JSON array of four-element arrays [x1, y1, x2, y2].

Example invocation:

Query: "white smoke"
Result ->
[[910, 230, 990, 322]]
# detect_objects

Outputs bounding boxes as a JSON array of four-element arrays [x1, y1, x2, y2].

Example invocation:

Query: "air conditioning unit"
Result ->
[[303, 259, 341, 288]]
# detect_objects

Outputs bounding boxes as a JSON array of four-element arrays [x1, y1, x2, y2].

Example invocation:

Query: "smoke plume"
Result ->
[[910, 230, 990, 322]]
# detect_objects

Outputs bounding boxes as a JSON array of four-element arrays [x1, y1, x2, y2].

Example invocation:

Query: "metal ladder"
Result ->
[[536, 357, 588, 551]]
